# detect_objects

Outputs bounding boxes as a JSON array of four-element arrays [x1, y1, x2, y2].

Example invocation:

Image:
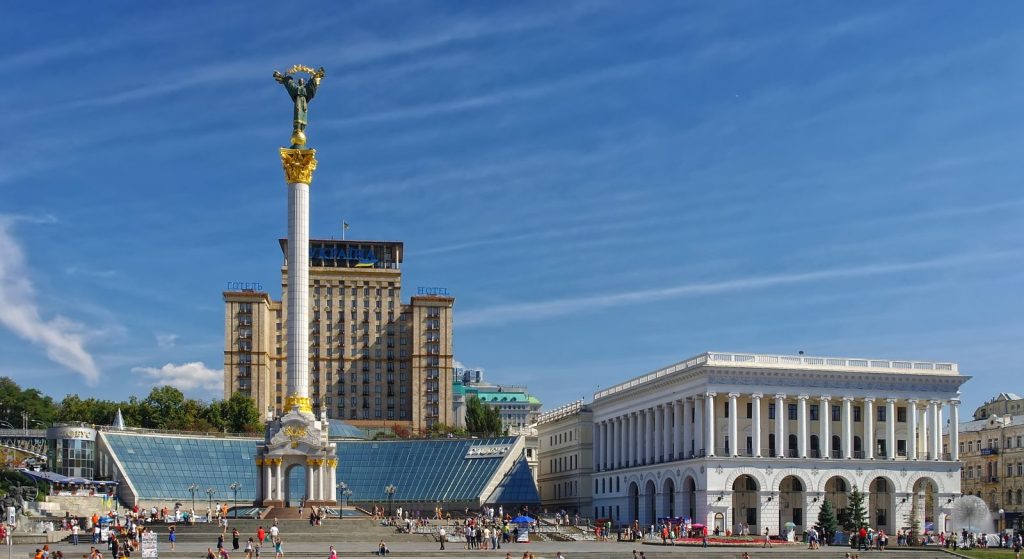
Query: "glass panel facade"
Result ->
[[102, 433, 527, 506], [335, 437, 519, 503], [103, 433, 260, 501]]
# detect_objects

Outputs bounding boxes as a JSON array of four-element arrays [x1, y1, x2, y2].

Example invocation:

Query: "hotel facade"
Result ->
[[223, 239, 454, 433], [590, 351, 966, 535]]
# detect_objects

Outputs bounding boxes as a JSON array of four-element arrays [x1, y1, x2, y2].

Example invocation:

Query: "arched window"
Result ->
[[832, 435, 841, 457]]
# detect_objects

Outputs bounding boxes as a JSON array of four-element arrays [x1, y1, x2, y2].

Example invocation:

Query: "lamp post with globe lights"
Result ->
[[384, 484, 397, 517]]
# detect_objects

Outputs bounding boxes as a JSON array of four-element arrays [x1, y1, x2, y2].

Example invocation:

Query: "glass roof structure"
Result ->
[[102, 432, 260, 501], [336, 437, 519, 503], [486, 458, 541, 505], [100, 432, 531, 507]]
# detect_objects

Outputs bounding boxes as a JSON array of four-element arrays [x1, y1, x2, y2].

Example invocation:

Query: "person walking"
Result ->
[[327, 546, 336, 559], [232, 529, 240, 550], [257, 527, 266, 545], [72, 523, 80, 545], [168, 527, 176, 551], [438, 527, 446, 550], [273, 537, 283, 559], [764, 527, 772, 548], [245, 538, 253, 559]]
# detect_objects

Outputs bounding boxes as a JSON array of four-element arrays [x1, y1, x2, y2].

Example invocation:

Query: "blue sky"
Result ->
[[1, 2, 1021, 415]]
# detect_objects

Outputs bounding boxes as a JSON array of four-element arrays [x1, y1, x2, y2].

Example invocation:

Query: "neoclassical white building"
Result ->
[[591, 352, 966, 536]]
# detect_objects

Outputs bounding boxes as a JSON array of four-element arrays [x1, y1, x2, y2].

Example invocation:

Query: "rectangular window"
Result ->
[[853, 406, 862, 422], [724, 403, 729, 418], [897, 439, 907, 457], [809, 405, 819, 421], [897, 407, 907, 422], [768, 403, 776, 420], [788, 404, 798, 420], [832, 405, 841, 422], [746, 402, 752, 419], [878, 407, 887, 422]]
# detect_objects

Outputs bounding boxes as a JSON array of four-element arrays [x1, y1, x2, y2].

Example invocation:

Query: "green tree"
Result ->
[[0, 377, 57, 428], [845, 487, 868, 547], [465, 396, 502, 436], [221, 392, 262, 433], [815, 499, 838, 545], [141, 386, 187, 429]]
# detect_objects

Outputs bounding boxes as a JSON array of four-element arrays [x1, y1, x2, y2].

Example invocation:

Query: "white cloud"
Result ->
[[155, 333, 179, 349], [0, 220, 100, 384], [132, 362, 222, 393]]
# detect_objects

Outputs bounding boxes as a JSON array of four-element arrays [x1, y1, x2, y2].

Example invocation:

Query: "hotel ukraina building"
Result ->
[[589, 351, 966, 535], [223, 239, 454, 433]]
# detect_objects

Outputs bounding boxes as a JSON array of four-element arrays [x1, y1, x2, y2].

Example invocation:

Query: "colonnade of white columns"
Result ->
[[592, 395, 961, 471], [255, 456, 338, 503]]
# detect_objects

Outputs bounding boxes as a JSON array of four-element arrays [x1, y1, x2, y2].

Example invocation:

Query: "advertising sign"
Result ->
[[141, 531, 158, 559]]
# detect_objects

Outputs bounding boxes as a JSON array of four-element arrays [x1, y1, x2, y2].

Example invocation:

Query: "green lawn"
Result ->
[[955, 549, 1019, 559]]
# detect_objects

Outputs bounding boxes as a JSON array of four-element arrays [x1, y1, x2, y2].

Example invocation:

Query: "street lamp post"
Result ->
[[998, 508, 1005, 535], [384, 484, 397, 517], [229, 483, 241, 519], [187, 484, 199, 514], [336, 482, 348, 510], [205, 488, 217, 521]]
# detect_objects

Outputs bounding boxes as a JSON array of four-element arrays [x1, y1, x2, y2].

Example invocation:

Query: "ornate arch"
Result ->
[[723, 468, 769, 492]]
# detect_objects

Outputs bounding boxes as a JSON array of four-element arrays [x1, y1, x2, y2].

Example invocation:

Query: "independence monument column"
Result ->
[[281, 147, 316, 413], [256, 65, 336, 511]]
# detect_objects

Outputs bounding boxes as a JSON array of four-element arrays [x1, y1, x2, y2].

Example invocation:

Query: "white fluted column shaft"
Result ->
[[673, 400, 683, 460], [775, 394, 786, 457], [886, 399, 897, 460], [820, 396, 831, 458], [286, 181, 310, 403], [842, 397, 853, 459], [864, 398, 875, 459], [752, 394, 762, 457], [706, 393, 717, 457], [798, 395, 809, 458], [663, 404, 672, 461], [728, 393, 739, 456], [908, 399, 919, 460]]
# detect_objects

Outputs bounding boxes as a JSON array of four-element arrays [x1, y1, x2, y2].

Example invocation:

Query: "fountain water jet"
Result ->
[[949, 495, 995, 535]]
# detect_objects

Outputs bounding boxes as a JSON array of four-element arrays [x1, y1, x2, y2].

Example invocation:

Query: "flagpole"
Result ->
[[342, 218, 346, 241]]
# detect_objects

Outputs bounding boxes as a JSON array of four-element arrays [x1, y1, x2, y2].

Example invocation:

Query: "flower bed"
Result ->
[[664, 536, 798, 546]]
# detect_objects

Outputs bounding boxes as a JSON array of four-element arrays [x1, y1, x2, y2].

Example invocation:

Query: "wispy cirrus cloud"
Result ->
[[0, 218, 100, 384], [458, 250, 1021, 327], [155, 333, 179, 349]]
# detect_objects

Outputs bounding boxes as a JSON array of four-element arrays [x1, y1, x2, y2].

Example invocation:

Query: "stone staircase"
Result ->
[[163, 517, 428, 544]]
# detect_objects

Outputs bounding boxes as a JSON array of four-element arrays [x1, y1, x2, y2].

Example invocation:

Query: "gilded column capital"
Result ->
[[255, 457, 264, 466], [326, 458, 338, 468], [284, 394, 313, 413], [280, 148, 318, 184], [306, 458, 322, 466]]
